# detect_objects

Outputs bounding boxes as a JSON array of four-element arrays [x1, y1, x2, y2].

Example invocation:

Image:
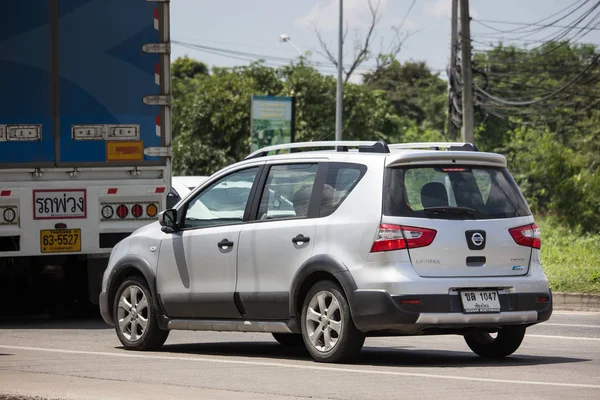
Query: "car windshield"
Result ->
[[383, 166, 531, 219]]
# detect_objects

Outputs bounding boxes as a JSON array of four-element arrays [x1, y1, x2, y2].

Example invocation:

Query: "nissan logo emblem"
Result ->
[[471, 232, 484, 247]]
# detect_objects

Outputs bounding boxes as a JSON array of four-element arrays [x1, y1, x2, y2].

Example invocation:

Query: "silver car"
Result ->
[[99, 141, 552, 363]]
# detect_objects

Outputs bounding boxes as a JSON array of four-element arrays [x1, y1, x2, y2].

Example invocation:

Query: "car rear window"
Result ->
[[383, 166, 531, 219]]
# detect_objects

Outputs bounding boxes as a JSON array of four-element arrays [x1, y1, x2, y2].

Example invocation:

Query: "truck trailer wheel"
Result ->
[[113, 276, 169, 351]]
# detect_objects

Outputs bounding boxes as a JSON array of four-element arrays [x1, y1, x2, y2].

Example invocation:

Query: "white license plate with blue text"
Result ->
[[460, 290, 501, 313]]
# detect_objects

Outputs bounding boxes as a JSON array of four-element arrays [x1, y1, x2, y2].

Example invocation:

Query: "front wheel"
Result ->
[[464, 326, 526, 358], [113, 276, 169, 351], [301, 281, 365, 363]]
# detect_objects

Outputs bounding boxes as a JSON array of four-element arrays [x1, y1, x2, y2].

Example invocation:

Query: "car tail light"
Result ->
[[131, 204, 143, 218], [371, 224, 437, 253], [116, 205, 129, 219], [536, 296, 550, 303], [509, 224, 541, 249]]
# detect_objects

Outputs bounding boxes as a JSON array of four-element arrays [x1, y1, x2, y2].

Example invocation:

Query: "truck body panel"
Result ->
[[0, 0, 171, 311]]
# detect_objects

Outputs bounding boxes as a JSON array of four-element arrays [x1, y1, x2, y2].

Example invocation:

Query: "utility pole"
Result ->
[[335, 0, 343, 141], [459, 0, 475, 143], [447, 0, 459, 139]]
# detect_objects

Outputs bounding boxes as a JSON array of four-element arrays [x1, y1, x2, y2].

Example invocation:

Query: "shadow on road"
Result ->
[[157, 340, 589, 368], [0, 315, 111, 330]]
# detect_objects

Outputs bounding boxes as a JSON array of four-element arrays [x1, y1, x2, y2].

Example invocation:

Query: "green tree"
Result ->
[[364, 60, 448, 136]]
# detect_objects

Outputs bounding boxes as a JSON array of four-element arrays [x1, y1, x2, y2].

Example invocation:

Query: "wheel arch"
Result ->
[[289, 254, 358, 319], [106, 255, 164, 324]]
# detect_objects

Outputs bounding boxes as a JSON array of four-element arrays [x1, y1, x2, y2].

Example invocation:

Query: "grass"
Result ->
[[536, 215, 600, 294]]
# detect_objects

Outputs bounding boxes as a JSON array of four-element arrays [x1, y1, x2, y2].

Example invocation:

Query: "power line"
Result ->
[[475, 53, 600, 106], [172, 40, 449, 75], [471, 0, 590, 36], [473, 18, 600, 33]]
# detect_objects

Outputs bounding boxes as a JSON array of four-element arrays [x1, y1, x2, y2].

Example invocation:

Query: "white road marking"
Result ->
[[528, 334, 600, 341], [552, 311, 600, 316], [542, 323, 600, 329], [1, 345, 599, 389]]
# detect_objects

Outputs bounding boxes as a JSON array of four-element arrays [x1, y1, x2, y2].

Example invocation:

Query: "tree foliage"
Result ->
[[473, 42, 600, 233], [171, 42, 600, 233]]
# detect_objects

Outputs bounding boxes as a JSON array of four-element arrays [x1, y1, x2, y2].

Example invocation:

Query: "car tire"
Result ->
[[464, 326, 526, 358], [113, 275, 169, 351], [301, 281, 365, 363], [272, 333, 305, 347]]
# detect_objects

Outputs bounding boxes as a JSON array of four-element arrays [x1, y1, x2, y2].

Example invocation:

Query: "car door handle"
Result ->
[[217, 238, 234, 250], [292, 234, 310, 245]]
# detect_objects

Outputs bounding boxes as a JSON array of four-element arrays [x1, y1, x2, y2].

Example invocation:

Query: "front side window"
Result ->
[[257, 164, 318, 220], [183, 167, 259, 228], [384, 166, 531, 219]]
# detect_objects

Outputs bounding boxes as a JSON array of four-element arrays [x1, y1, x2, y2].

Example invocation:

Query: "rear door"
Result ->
[[0, 0, 55, 166], [236, 163, 320, 319], [57, 0, 163, 166], [383, 165, 535, 277]]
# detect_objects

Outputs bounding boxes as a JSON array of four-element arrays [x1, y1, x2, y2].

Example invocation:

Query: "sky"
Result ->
[[170, 0, 600, 81]]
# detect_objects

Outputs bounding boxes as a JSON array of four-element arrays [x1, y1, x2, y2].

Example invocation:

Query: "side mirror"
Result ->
[[158, 209, 178, 233]]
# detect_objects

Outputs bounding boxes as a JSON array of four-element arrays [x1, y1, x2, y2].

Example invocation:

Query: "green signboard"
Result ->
[[251, 95, 295, 152]]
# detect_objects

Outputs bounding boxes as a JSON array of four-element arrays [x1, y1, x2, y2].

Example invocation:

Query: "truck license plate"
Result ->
[[460, 290, 501, 313], [40, 229, 81, 253]]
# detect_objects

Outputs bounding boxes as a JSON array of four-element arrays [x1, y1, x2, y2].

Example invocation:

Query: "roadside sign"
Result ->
[[250, 95, 295, 152]]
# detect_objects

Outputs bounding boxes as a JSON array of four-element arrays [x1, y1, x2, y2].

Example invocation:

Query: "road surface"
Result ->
[[1, 311, 599, 399]]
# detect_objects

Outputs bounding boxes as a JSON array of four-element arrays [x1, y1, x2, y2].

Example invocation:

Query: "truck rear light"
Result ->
[[100, 202, 160, 221], [116, 205, 129, 219], [2, 207, 17, 224], [6, 125, 41, 141], [146, 203, 158, 217], [101, 205, 114, 219], [509, 224, 541, 249], [371, 224, 437, 253], [131, 204, 143, 218]]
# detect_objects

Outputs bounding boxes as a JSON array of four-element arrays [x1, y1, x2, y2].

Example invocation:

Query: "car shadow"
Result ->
[[157, 340, 589, 368]]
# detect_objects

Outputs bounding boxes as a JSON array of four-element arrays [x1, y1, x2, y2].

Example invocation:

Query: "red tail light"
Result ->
[[131, 204, 143, 218], [371, 224, 437, 253], [509, 223, 541, 249], [116, 205, 128, 219]]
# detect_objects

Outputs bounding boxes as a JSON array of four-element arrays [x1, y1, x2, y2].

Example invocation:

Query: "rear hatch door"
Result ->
[[383, 160, 535, 278]]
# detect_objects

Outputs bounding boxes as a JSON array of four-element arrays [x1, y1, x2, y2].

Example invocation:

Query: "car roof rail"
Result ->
[[388, 142, 479, 152], [245, 140, 389, 159]]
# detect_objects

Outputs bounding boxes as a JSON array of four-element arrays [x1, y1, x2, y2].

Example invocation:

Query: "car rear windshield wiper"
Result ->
[[422, 206, 478, 218]]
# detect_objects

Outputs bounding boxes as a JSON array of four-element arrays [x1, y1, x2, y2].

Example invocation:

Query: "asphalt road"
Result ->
[[1, 311, 599, 400]]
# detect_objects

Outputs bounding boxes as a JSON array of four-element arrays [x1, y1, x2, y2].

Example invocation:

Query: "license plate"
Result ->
[[40, 229, 81, 253], [460, 290, 501, 313]]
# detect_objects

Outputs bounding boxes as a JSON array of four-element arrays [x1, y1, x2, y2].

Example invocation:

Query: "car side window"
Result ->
[[257, 164, 319, 220], [183, 167, 259, 229], [320, 163, 367, 217]]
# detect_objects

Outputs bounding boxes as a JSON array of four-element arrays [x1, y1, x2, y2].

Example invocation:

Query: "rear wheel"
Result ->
[[464, 326, 526, 358], [301, 281, 365, 363], [272, 333, 305, 347], [113, 276, 169, 351]]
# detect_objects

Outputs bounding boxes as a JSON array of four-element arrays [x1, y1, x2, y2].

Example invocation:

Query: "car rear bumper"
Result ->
[[349, 289, 552, 333]]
